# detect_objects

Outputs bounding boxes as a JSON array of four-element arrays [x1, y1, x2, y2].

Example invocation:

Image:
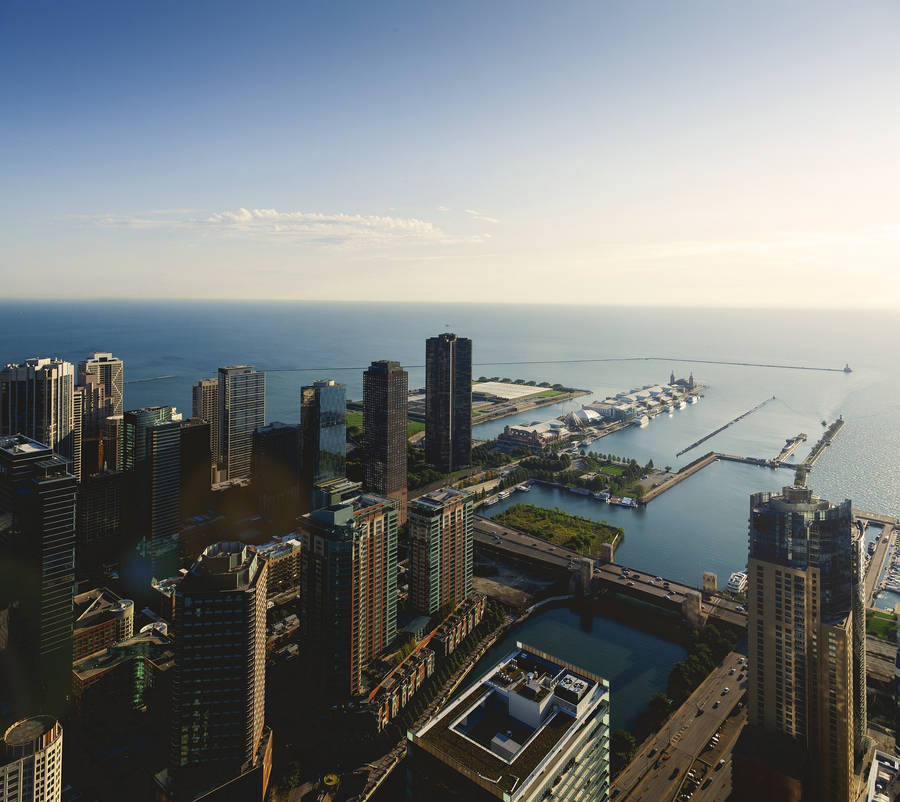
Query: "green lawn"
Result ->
[[533, 389, 563, 398], [407, 421, 425, 437], [866, 609, 897, 642], [345, 410, 363, 429], [492, 503, 622, 556], [600, 464, 625, 476]]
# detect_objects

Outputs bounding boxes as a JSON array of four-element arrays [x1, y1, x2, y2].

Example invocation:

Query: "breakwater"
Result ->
[[675, 396, 776, 457]]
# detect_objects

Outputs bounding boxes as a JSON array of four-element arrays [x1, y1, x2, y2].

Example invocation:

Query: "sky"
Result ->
[[2, 0, 899, 307]]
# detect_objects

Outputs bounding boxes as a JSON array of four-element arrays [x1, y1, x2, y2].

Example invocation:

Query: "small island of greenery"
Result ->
[[492, 503, 623, 555]]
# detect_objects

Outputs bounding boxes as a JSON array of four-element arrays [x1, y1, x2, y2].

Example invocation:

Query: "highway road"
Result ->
[[475, 515, 749, 626], [612, 651, 748, 802]]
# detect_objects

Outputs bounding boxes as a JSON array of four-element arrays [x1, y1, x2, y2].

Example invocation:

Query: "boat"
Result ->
[[632, 415, 650, 427], [677, 399, 687, 409], [482, 496, 498, 506], [516, 484, 531, 493], [569, 487, 591, 496], [497, 490, 512, 500], [844, 363, 852, 373], [592, 491, 610, 502], [688, 395, 699, 404]]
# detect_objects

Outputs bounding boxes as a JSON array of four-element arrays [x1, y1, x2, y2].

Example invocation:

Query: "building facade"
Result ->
[[746, 485, 865, 802], [179, 418, 211, 519], [191, 378, 219, 465], [299, 494, 398, 697], [407, 643, 610, 801], [299, 380, 346, 513], [362, 361, 408, 522], [1, 716, 63, 802], [0, 437, 76, 721], [0, 359, 76, 473], [252, 422, 300, 528], [165, 542, 270, 801], [217, 366, 265, 481], [78, 352, 124, 415], [425, 333, 472, 473], [408, 488, 474, 616], [123, 407, 183, 578]]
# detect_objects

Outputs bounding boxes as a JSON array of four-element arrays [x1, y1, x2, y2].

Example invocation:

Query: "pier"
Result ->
[[675, 396, 776, 458], [773, 433, 807, 464], [795, 417, 844, 481]]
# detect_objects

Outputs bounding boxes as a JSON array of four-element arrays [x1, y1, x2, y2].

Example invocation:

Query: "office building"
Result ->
[[0, 437, 76, 720], [252, 422, 300, 529], [218, 366, 265, 481], [0, 358, 76, 472], [72, 588, 134, 661], [123, 407, 182, 578], [408, 487, 474, 616], [299, 494, 398, 697], [311, 476, 361, 510], [192, 378, 219, 465], [75, 470, 124, 575], [363, 360, 408, 523], [102, 413, 124, 471], [425, 333, 472, 473], [159, 542, 271, 802], [78, 352, 124, 415], [179, 418, 211, 518], [1, 716, 63, 802], [407, 643, 610, 801], [74, 373, 114, 480], [299, 380, 346, 513], [742, 485, 864, 802]]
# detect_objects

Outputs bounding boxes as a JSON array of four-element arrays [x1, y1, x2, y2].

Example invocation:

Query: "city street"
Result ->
[[612, 650, 748, 802]]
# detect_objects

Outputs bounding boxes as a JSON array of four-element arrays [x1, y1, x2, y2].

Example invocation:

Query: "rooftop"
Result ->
[[472, 381, 547, 401], [0, 434, 50, 456], [410, 487, 473, 510], [74, 587, 131, 630], [73, 630, 174, 682], [412, 643, 608, 799], [3, 716, 58, 748]]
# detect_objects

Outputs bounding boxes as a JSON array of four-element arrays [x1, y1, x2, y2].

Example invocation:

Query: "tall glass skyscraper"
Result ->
[[363, 360, 408, 522], [425, 333, 472, 473], [218, 366, 266, 481], [299, 379, 346, 513], [739, 484, 865, 802], [123, 406, 182, 580], [0, 358, 76, 474], [0, 436, 76, 721]]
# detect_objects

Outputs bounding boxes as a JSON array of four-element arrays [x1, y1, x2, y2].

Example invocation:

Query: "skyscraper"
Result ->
[[299, 494, 398, 697], [408, 487, 474, 616], [123, 407, 182, 579], [425, 333, 472, 473], [299, 379, 346, 513], [0, 436, 76, 720], [74, 372, 114, 480], [179, 417, 211, 519], [1, 716, 64, 802], [0, 358, 76, 471], [363, 360, 408, 523], [161, 542, 271, 802], [78, 352, 124, 416], [217, 366, 265, 481], [252, 422, 300, 529], [741, 485, 864, 802], [192, 378, 219, 466], [407, 643, 610, 801]]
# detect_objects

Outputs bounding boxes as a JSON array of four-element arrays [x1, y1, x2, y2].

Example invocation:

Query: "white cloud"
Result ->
[[464, 208, 499, 224], [96, 207, 490, 248]]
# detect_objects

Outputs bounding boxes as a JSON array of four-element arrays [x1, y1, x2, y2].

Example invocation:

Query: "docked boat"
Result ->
[[689, 395, 699, 404], [516, 483, 531, 493], [497, 490, 512, 500], [483, 496, 498, 506], [632, 415, 650, 427], [677, 399, 687, 409], [592, 491, 610, 502]]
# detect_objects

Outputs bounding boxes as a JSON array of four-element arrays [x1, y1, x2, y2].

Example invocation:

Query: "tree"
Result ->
[[611, 729, 638, 777], [664, 465, 672, 473]]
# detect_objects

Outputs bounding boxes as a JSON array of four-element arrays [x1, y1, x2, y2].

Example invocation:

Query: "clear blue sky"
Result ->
[[3, 1, 899, 306]]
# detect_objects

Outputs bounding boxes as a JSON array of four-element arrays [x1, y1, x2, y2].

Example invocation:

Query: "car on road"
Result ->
[[702, 777, 713, 789], [627, 581, 635, 586], [664, 581, 670, 589], [736, 605, 745, 612], [721, 687, 730, 695], [717, 759, 726, 769], [648, 747, 657, 757], [712, 700, 719, 709], [737, 657, 744, 664], [729, 668, 735, 675]]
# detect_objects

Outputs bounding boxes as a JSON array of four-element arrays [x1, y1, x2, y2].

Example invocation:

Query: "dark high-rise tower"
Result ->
[[252, 422, 300, 529], [161, 542, 271, 801], [0, 435, 76, 722], [298, 495, 398, 697], [299, 380, 346, 514], [192, 378, 219, 467], [78, 352, 124, 416], [363, 360, 408, 523], [123, 407, 182, 580], [425, 333, 472, 473], [218, 366, 265, 481], [179, 417, 211, 519], [738, 485, 864, 802]]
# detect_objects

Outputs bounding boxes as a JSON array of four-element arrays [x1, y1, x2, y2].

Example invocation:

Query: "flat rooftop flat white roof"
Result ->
[[473, 381, 548, 400]]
